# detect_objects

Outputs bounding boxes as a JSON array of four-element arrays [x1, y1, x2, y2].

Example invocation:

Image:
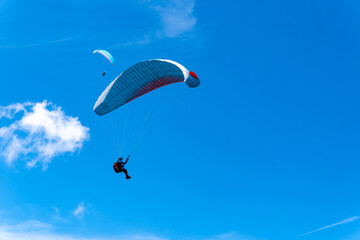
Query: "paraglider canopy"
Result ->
[[93, 49, 115, 65], [93, 59, 200, 116]]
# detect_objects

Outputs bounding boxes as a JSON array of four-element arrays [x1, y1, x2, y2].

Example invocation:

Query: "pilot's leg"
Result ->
[[123, 169, 131, 179]]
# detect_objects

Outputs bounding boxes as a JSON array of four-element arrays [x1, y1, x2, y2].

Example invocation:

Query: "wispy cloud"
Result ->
[[115, 0, 197, 47], [116, 35, 151, 47], [0, 220, 167, 240], [0, 37, 72, 49], [0, 102, 28, 119], [0, 221, 259, 240], [72, 202, 88, 219], [1, 220, 53, 232], [51, 207, 69, 224], [151, 0, 197, 38], [0, 101, 90, 169], [138, 0, 197, 39], [299, 216, 360, 237], [0, 218, 263, 240]]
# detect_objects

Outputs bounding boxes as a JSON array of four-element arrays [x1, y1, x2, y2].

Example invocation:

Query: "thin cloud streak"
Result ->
[[0, 220, 167, 240], [116, 35, 151, 47], [0, 37, 72, 49], [299, 216, 360, 237], [0, 220, 261, 240]]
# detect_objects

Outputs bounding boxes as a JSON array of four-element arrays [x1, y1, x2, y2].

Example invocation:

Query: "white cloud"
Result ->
[[143, 0, 197, 38], [154, 0, 197, 38], [0, 101, 90, 169], [115, 0, 197, 47], [0, 218, 264, 240], [72, 202, 87, 219], [299, 216, 360, 237], [1, 220, 53, 232], [0, 102, 29, 119], [0, 220, 167, 240]]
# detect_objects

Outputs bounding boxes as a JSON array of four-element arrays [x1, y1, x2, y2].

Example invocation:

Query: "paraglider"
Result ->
[[93, 49, 115, 65], [93, 49, 114, 76], [113, 155, 131, 179], [94, 59, 200, 116], [93, 59, 200, 179]]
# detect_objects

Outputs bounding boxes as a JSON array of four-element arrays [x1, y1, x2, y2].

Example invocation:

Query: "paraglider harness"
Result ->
[[113, 155, 130, 173]]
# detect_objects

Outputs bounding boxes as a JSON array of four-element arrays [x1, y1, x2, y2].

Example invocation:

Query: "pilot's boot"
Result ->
[[124, 169, 131, 179]]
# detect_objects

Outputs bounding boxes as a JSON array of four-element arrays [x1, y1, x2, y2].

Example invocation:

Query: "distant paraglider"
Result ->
[[93, 49, 115, 65], [93, 49, 114, 77], [93, 59, 200, 116]]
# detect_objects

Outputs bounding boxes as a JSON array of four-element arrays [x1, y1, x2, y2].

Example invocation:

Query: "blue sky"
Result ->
[[1, 0, 360, 239]]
